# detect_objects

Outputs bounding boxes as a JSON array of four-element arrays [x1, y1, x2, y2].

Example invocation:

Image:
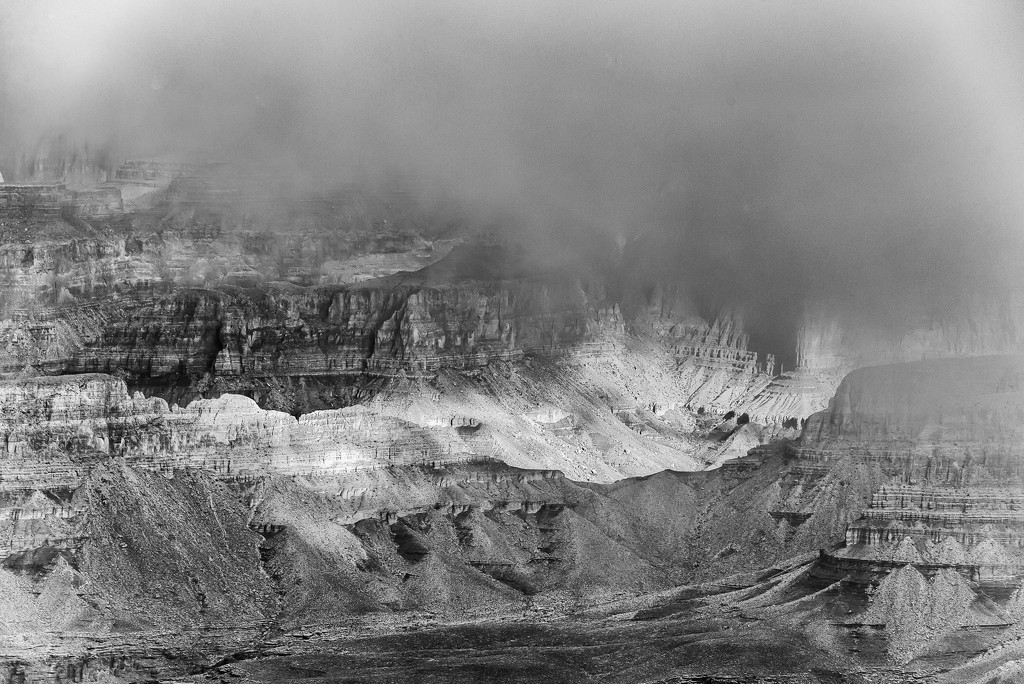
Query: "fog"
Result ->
[[2, 0, 1024, 361]]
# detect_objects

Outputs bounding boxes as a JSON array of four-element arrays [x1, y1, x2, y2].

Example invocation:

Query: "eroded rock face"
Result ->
[[565, 356, 1024, 665], [0, 458, 692, 653], [0, 237, 633, 415], [10, 162, 1024, 681], [792, 358, 1024, 616], [13, 162, 1022, 444], [715, 356, 1023, 667], [0, 369, 780, 652], [2, 355, 1024, 680], [0, 374, 488, 492], [7, 164, 1024, 447], [0, 174, 833, 434]]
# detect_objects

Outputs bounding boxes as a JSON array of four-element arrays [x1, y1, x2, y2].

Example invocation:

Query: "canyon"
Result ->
[[1, 162, 1024, 682]]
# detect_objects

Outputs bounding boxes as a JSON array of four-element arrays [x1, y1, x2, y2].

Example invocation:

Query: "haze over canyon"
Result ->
[[2, 1, 1024, 682]]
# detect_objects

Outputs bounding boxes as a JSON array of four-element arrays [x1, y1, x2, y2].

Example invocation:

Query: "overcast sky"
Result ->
[[2, 0, 1023, 358]]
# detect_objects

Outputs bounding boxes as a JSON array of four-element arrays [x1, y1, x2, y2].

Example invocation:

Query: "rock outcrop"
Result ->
[[795, 357, 1024, 612], [0, 374, 486, 492]]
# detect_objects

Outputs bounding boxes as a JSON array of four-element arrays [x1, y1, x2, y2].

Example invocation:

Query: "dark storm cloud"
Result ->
[[2, 0, 1024, 357]]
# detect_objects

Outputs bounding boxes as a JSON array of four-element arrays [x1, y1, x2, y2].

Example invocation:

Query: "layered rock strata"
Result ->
[[0, 267, 624, 411], [0, 374, 483, 493], [632, 303, 779, 419], [3, 357, 1024, 678], [0, 184, 68, 222], [794, 357, 1024, 597]]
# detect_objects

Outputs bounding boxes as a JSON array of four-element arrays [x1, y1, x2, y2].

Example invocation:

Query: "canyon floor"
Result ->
[[4, 545, 1017, 683]]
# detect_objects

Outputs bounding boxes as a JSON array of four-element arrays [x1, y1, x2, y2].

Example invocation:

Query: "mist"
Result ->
[[3, 0, 1024, 362]]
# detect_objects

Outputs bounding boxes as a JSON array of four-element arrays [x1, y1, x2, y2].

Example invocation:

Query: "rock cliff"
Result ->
[[797, 357, 1024, 605]]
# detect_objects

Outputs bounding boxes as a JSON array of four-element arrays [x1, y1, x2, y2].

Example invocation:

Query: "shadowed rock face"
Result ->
[[6, 164, 1024, 439]]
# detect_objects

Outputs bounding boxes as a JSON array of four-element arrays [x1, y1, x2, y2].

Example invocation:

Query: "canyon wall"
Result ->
[[2, 351, 1024, 676], [0, 374, 484, 492], [0, 183, 67, 222], [793, 357, 1024, 600]]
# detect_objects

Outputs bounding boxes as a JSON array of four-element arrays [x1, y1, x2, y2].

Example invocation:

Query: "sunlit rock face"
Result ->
[[0, 374, 496, 634], [0, 370, 706, 651], [631, 299, 779, 420], [0, 374, 484, 489], [668, 310, 776, 409]]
